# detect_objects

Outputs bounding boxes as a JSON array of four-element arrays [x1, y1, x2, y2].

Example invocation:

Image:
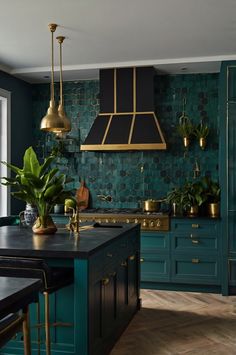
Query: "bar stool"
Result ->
[[0, 256, 73, 355], [0, 311, 31, 354]]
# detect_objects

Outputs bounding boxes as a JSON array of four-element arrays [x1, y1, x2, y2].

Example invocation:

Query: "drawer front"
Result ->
[[171, 233, 218, 253], [140, 253, 170, 282], [141, 232, 169, 251], [171, 255, 220, 284], [171, 219, 219, 234]]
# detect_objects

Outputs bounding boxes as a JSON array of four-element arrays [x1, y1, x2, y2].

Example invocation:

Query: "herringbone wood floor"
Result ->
[[110, 290, 236, 355]]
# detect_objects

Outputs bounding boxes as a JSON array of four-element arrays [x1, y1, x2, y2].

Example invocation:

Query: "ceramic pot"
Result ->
[[22, 203, 38, 226], [32, 215, 57, 235]]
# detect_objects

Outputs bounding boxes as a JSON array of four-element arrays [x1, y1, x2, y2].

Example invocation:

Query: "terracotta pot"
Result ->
[[207, 203, 220, 218], [32, 215, 57, 235]]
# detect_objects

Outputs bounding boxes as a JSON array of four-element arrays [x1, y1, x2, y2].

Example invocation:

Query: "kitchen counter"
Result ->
[[1, 223, 140, 355]]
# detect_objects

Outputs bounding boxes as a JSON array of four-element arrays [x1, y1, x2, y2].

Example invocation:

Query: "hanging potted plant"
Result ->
[[177, 98, 194, 148], [194, 121, 209, 150], [1, 146, 73, 234]]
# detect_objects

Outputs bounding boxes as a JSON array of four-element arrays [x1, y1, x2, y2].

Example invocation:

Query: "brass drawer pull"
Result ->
[[192, 224, 199, 229], [192, 258, 200, 264], [140, 258, 144, 262], [191, 239, 199, 244], [129, 255, 135, 261], [121, 261, 127, 267], [106, 253, 113, 258], [102, 277, 110, 285]]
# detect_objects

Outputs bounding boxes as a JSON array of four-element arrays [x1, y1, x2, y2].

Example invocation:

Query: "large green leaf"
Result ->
[[23, 147, 40, 177], [40, 155, 56, 176], [44, 184, 63, 200], [1, 161, 22, 175]]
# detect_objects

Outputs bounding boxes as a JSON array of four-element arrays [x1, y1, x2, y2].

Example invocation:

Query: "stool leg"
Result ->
[[44, 292, 51, 355], [22, 305, 31, 355]]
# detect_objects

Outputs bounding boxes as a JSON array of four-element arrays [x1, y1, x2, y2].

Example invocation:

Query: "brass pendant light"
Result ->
[[56, 35, 71, 133], [40, 24, 65, 133]]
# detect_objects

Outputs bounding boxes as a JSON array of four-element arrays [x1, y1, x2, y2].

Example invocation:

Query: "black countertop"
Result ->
[[0, 223, 139, 259]]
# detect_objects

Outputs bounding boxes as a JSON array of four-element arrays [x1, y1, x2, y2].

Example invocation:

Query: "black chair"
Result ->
[[0, 311, 31, 354], [0, 256, 73, 355]]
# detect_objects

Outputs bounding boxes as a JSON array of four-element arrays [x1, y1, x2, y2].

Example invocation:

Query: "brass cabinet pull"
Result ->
[[192, 224, 199, 228], [121, 261, 127, 267], [140, 258, 144, 262], [192, 258, 200, 264], [191, 239, 199, 244], [106, 253, 113, 258], [129, 255, 135, 261], [102, 277, 110, 285]]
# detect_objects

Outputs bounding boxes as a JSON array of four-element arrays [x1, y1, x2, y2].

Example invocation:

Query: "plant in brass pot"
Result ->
[[177, 97, 194, 148], [166, 186, 185, 216], [201, 177, 220, 218], [1, 146, 73, 234], [194, 122, 209, 150], [181, 180, 206, 217]]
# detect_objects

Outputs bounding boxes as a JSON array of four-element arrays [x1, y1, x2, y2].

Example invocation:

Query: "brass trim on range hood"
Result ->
[[81, 67, 167, 151]]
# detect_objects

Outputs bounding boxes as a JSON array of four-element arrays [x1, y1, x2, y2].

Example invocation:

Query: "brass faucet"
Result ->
[[67, 207, 80, 235], [97, 194, 112, 202]]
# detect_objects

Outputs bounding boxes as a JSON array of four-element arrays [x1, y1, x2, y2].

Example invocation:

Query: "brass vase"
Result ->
[[32, 215, 57, 235], [199, 137, 206, 150], [207, 203, 220, 218], [183, 137, 190, 148], [186, 205, 199, 217]]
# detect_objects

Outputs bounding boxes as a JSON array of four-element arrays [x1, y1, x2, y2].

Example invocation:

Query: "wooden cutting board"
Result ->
[[76, 180, 89, 210]]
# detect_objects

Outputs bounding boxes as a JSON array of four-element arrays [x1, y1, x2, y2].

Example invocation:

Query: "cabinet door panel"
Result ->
[[141, 253, 170, 282], [171, 220, 218, 234], [172, 233, 218, 253], [228, 67, 236, 102], [141, 232, 169, 251], [229, 259, 236, 286], [228, 211, 236, 252]]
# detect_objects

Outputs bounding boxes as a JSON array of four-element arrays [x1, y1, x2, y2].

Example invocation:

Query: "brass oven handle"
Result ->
[[192, 258, 200, 264], [102, 277, 110, 285]]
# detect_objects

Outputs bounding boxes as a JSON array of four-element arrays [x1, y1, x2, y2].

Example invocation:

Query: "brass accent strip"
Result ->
[[101, 115, 113, 144], [81, 143, 167, 150], [114, 69, 117, 113], [133, 67, 136, 112], [128, 114, 136, 144], [153, 112, 166, 144], [99, 111, 154, 116], [44, 292, 51, 355], [192, 224, 200, 228], [22, 306, 31, 355]]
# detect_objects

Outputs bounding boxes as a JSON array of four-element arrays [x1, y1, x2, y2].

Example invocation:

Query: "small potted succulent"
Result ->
[[1, 146, 73, 234], [194, 122, 209, 150]]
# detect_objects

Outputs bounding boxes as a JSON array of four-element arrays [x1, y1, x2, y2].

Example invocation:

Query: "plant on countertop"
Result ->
[[1, 146, 73, 234], [181, 180, 207, 216], [201, 177, 220, 203]]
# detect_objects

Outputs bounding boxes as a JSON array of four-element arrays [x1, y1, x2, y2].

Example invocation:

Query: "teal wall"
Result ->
[[0, 71, 33, 214], [32, 73, 219, 209]]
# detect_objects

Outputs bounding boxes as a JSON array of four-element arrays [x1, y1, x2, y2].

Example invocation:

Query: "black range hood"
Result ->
[[80, 66, 167, 151]]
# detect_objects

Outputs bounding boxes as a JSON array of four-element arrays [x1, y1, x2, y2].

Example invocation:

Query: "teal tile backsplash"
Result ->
[[32, 73, 219, 208]]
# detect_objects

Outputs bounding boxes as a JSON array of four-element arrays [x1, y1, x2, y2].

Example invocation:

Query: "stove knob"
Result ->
[[105, 219, 109, 223], [150, 220, 154, 227], [135, 219, 139, 224], [126, 219, 130, 223], [156, 219, 161, 227], [112, 219, 117, 223], [142, 219, 147, 228], [98, 219, 102, 224]]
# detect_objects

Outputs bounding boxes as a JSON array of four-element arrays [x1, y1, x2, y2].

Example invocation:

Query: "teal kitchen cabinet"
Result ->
[[219, 61, 236, 294]]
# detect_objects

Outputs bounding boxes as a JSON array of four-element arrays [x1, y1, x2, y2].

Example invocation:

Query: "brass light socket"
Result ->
[[48, 23, 57, 32]]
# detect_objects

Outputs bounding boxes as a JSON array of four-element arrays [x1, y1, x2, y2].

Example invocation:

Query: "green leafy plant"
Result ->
[[1, 146, 73, 230], [181, 180, 207, 209], [201, 177, 220, 203], [177, 116, 194, 138], [166, 186, 184, 205], [194, 123, 209, 139]]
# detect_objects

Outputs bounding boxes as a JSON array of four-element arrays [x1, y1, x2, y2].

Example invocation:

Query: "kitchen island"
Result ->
[[0, 223, 140, 355]]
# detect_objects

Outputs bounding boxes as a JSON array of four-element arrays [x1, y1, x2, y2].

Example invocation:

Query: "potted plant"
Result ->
[[166, 186, 184, 216], [201, 177, 220, 217], [1, 146, 73, 234], [181, 180, 206, 216], [194, 122, 209, 150], [177, 115, 194, 148]]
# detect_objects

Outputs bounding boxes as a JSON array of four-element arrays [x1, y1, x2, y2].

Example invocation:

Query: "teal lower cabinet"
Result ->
[[141, 218, 223, 293]]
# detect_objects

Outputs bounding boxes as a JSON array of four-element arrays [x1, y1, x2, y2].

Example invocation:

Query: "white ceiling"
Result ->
[[1, 0, 236, 83]]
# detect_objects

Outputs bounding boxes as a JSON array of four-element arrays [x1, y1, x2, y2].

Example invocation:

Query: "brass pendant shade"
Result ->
[[40, 24, 71, 133]]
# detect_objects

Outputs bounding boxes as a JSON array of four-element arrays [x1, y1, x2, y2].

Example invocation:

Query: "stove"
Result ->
[[79, 208, 170, 231]]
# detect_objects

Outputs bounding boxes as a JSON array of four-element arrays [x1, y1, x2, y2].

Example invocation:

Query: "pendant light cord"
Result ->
[[59, 40, 63, 106], [51, 29, 55, 102]]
